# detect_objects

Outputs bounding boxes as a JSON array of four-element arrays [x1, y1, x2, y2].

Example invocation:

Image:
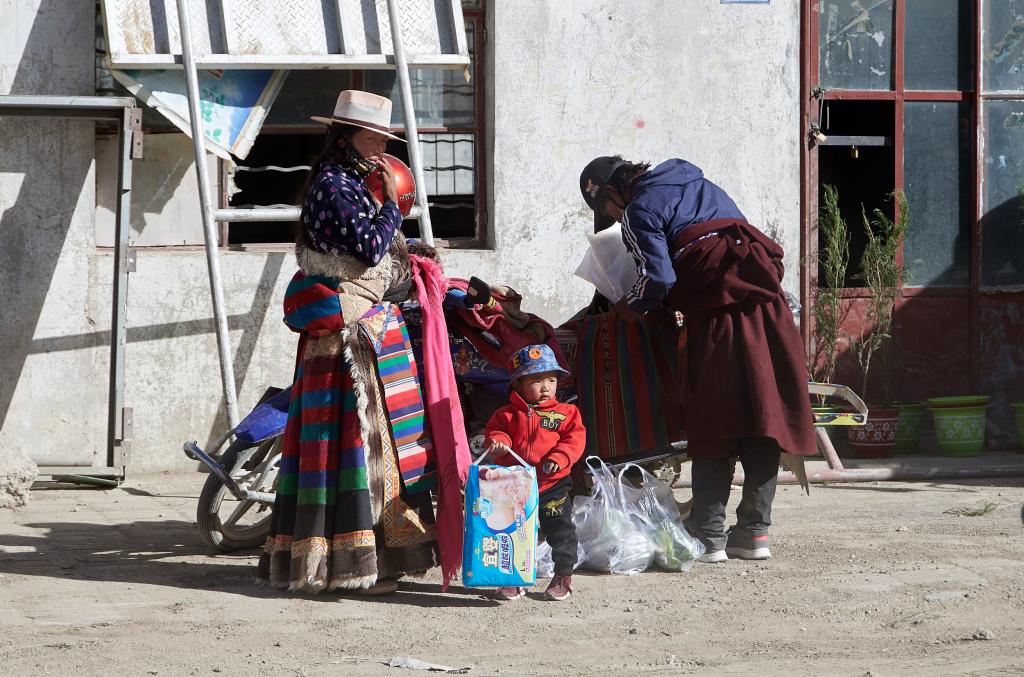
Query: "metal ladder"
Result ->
[[173, 0, 438, 427]]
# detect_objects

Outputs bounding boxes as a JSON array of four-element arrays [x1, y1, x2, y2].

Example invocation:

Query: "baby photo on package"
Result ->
[[462, 462, 539, 588]]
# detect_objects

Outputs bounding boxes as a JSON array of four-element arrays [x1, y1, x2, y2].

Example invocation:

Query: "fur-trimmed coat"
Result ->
[[294, 230, 410, 325]]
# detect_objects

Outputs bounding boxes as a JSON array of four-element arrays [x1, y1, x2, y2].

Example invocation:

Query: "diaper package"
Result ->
[[462, 462, 539, 588]]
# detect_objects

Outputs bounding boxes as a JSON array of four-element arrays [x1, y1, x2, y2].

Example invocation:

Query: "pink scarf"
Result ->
[[409, 255, 471, 589]]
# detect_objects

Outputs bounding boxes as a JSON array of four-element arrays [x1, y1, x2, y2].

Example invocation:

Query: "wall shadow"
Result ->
[[202, 251, 287, 452], [0, 0, 95, 434], [1, 5, 291, 460]]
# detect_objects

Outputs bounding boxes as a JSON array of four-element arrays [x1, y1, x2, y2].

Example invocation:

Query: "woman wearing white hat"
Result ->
[[301, 89, 406, 267], [256, 91, 440, 596]]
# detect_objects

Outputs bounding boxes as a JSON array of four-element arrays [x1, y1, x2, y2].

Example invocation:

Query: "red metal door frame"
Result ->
[[800, 0, 983, 395]]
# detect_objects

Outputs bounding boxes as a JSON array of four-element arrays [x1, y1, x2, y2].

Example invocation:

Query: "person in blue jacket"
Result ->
[[578, 156, 816, 564]]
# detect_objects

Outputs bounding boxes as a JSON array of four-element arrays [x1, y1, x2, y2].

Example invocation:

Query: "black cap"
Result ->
[[579, 155, 627, 211]]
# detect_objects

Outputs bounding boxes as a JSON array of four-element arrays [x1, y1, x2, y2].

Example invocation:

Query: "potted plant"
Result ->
[[846, 191, 909, 458], [927, 396, 991, 457], [893, 401, 927, 454], [1013, 401, 1024, 451], [810, 185, 850, 449]]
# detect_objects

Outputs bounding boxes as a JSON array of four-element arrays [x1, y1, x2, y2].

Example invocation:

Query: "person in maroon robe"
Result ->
[[579, 155, 816, 562]]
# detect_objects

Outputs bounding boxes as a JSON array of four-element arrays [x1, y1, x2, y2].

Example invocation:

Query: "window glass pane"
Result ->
[[905, 0, 972, 91], [363, 20, 479, 239], [981, 100, 1024, 286], [819, 0, 894, 90], [984, 0, 1024, 92], [816, 100, 895, 286], [264, 71, 353, 126], [364, 23, 476, 129], [416, 133, 475, 197], [903, 102, 972, 286]]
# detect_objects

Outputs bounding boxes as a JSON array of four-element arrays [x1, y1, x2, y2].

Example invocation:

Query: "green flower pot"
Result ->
[[1013, 402, 1024, 449], [894, 402, 926, 454], [926, 395, 991, 409], [929, 404, 988, 457]]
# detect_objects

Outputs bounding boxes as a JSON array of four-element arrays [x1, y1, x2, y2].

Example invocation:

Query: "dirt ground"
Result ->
[[2, 456, 1023, 677]]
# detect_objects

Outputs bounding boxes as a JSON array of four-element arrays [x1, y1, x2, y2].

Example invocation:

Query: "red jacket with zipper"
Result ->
[[484, 391, 587, 493]]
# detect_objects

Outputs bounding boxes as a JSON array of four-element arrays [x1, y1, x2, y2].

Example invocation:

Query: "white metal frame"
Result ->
[[0, 95, 140, 481], [160, 0, 461, 425]]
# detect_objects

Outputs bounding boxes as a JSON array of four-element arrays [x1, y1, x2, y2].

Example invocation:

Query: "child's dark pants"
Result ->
[[685, 437, 782, 552], [539, 478, 577, 576]]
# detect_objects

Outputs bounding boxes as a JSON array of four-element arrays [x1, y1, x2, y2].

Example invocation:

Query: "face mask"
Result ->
[[341, 145, 376, 176]]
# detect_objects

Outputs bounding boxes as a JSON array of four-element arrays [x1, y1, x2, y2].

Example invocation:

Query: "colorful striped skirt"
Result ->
[[257, 306, 438, 592]]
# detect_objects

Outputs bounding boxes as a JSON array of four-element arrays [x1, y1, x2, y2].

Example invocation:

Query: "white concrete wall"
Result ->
[[0, 1, 297, 472], [1, 0, 801, 473], [443, 0, 803, 322], [1, 0, 104, 468]]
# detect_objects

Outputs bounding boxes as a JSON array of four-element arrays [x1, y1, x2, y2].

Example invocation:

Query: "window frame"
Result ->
[[222, 3, 488, 251], [801, 0, 1024, 391]]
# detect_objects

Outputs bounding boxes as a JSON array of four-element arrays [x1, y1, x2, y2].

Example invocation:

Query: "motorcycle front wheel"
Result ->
[[196, 436, 281, 552]]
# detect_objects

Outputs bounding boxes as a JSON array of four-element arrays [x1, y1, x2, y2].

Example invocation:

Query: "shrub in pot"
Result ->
[[810, 185, 851, 453], [846, 192, 909, 459]]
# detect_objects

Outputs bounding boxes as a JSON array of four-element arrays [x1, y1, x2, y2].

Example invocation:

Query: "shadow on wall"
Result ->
[[1, 1, 288, 458], [201, 252, 287, 451], [18, 252, 287, 453], [0, 0, 94, 435]]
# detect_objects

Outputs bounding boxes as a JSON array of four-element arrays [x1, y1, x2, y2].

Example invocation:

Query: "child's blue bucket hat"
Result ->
[[510, 344, 570, 382]]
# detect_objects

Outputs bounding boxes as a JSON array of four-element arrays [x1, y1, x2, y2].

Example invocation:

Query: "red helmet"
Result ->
[[365, 153, 417, 217]]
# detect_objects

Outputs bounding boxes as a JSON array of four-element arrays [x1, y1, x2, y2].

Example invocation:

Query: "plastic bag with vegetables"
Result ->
[[615, 462, 704, 571], [575, 457, 655, 575]]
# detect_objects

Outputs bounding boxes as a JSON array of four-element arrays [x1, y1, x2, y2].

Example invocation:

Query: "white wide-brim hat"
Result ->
[[311, 89, 405, 142]]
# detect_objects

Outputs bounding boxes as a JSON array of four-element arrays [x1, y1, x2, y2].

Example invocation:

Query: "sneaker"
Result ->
[[544, 575, 573, 601], [698, 549, 728, 563], [492, 586, 525, 601], [726, 530, 772, 560]]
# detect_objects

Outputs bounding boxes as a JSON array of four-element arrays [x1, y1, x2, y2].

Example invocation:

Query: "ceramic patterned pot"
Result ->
[[847, 407, 899, 458], [930, 404, 988, 457], [894, 403, 926, 454]]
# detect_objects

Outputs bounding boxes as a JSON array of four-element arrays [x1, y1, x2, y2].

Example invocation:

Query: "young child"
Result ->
[[483, 344, 586, 601]]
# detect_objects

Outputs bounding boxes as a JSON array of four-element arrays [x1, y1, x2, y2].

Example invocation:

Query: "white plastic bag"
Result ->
[[535, 540, 554, 579], [615, 463, 705, 571], [577, 457, 655, 575], [538, 457, 702, 577], [536, 502, 593, 578], [574, 224, 638, 303]]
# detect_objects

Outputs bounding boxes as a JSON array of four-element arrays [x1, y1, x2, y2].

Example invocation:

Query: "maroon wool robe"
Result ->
[[665, 218, 816, 459]]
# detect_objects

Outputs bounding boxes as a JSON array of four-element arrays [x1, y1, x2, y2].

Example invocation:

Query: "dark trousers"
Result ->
[[539, 478, 577, 576], [685, 437, 781, 551]]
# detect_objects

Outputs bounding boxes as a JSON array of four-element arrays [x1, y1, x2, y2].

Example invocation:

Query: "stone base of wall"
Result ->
[[1, 445, 39, 509]]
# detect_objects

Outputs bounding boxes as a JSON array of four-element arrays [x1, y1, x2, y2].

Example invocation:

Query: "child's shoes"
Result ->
[[544, 575, 572, 601], [492, 586, 525, 601]]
